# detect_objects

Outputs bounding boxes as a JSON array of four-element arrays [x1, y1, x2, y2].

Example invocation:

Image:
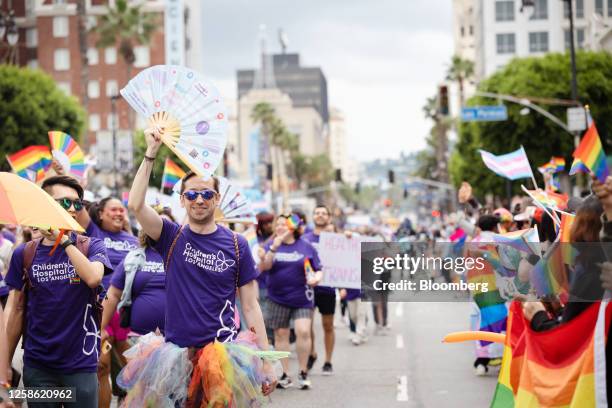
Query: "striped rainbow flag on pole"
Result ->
[[571, 122, 609, 183], [6, 145, 53, 182], [479, 146, 535, 181], [491, 301, 610, 407], [161, 158, 186, 191]]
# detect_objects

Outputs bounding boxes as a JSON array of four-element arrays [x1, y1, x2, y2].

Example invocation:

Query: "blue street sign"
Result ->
[[460, 105, 508, 122]]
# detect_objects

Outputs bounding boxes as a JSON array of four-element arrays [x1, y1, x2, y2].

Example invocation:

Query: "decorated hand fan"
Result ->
[[48, 131, 87, 179], [120, 65, 228, 177], [214, 177, 257, 224]]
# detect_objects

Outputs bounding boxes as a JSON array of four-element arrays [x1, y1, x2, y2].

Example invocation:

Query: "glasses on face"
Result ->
[[56, 197, 84, 211], [183, 189, 216, 201]]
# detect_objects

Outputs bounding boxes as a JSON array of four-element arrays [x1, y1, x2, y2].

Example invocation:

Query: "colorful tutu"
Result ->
[[117, 331, 289, 408]]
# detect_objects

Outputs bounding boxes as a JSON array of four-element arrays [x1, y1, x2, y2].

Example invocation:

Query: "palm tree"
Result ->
[[445, 55, 474, 106], [92, 0, 158, 92]]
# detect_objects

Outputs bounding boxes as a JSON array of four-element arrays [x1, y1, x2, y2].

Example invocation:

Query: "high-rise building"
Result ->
[[453, 0, 612, 82], [237, 53, 329, 123]]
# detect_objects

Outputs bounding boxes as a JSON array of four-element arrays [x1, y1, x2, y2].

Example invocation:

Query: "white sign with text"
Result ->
[[317, 232, 368, 289]]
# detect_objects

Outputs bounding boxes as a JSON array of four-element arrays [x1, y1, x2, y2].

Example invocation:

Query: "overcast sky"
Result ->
[[198, 0, 454, 161]]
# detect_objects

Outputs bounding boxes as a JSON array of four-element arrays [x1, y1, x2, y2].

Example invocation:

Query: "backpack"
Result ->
[[21, 236, 103, 347]]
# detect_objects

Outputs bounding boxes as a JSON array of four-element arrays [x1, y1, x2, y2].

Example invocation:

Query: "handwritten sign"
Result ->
[[318, 232, 363, 289]]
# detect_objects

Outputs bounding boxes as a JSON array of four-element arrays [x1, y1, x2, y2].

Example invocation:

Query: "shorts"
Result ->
[[266, 300, 313, 329], [106, 311, 130, 342], [24, 365, 98, 408], [314, 291, 336, 315]]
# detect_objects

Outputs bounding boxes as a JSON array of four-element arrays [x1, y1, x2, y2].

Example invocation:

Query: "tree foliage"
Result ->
[[0, 65, 86, 170], [449, 51, 612, 197]]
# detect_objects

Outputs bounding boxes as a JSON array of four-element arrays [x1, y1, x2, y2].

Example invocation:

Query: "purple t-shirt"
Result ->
[[0, 275, 8, 298], [265, 238, 321, 309], [256, 235, 272, 289], [111, 248, 165, 335], [154, 220, 258, 348], [86, 221, 139, 289], [5, 236, 112, 373], [2, 230, 16, 243], [301, 231, 335, 295]]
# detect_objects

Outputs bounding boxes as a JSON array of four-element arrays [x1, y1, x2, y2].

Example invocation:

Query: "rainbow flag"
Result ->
[[304, 257, 314, 279], [479, 146, 534, 181], [243, 227, 258, 250], [286, 214, 301, 230], [491, 301, 610, 407], [572, 122, 609, 183], [538, 157, 566, 174], [49, 131, 87, 179], [530, 242, 569, 297], [559, 213, 575, 243], [467, 245, 508, 350], [161, 158, 186, 191], [569, 158, 590, 175], [525, 188, 568, 211], [6, 145, 53, 182]]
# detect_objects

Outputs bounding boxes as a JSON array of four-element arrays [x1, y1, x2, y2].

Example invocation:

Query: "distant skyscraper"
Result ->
[[237, 52, 329, 123]]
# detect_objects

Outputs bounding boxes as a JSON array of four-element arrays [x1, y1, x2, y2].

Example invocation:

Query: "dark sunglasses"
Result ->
[[56, 197, 84, 211], [183, 189, 216, 201]]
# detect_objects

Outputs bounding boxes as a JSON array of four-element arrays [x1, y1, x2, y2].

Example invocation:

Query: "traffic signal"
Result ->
[[266, 163, 273, 181], [388, 170, 395, 184], [403, 188, 408, 199], [438, 85, 449, 116], [335, 168, 342, 182]]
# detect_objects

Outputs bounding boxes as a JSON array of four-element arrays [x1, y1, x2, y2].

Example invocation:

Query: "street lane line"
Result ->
[[396, 334, 405, 349], [397, 375, 409, 401], [395, 303, 404, 317]]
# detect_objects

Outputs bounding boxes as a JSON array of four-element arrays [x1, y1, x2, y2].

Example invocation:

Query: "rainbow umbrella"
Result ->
[[0, 172, 84, 233]]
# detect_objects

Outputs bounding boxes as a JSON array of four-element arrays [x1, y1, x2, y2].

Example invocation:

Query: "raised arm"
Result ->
[[128, 127, 164, 241]]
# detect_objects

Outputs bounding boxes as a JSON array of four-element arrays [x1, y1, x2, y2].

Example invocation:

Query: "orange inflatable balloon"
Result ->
[[442, 331, 505, 344]]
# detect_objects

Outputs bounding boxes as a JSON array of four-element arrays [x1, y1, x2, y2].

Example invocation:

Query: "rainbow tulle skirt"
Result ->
[[117, 331, 289, 408]]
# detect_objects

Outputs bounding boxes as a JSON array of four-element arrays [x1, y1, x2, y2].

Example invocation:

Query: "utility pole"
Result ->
[[110, 95, 120, 197], [564, 0, 579, 103]]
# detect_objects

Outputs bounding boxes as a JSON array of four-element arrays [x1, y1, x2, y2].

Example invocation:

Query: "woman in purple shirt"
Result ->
[[259, 214, 323, 390]]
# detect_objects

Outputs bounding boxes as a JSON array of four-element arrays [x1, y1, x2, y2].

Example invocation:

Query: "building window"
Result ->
[[107, 113, 118, 130], [106, 80, 118, 97], [469, 25, 474, 35], [596, 0, 604, 15], [133, 46, 150, 68], [496, 33, 516, 54], [529, 31, 549, 52], [26, 28, 37, 47], [460, 26, 465, 37], [495, 0, 515, 21], [577, 28, 585, 49], [609, 0, 612, 17], [104, 47, 117, 65], [88, 80, 100, 99], [576, 0, 584, 18], [54, 48, 70, 71], [565, 29, 586, 50], [57, 82, 71, 95], [89, 114, 101, 132], [530, 0, 548, 19], [87, 48, 98, 65], [53, 16, 69, 38]]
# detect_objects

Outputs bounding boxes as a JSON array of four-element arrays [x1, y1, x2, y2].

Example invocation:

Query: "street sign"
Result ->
[[567, 107, 587, 132], [460, 106, 508, 122]]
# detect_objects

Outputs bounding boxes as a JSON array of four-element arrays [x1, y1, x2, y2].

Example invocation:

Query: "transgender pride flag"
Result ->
[[478, 146, 534, 181]]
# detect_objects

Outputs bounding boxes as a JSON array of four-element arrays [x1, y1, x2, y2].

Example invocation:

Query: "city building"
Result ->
[[328, 107, 353, 184], [453, 0, 612, 82], [237, 53, 329, 123]]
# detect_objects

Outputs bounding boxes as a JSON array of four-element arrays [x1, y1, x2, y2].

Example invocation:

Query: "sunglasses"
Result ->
[[56, 197, 84, 211], [183, 189, 216, 201]]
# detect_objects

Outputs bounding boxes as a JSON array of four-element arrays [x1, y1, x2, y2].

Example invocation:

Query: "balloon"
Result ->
[[442, 331, 506, 344]]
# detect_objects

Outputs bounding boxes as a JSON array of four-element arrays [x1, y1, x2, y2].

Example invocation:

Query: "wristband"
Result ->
[[61, 239, 75, 249], [144, 155, 156, 162]]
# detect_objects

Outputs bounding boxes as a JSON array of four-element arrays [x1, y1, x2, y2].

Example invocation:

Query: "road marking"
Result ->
[[397, 375, 409, 401], [395, 303, 404, 317], [396, 334, 404, 349]]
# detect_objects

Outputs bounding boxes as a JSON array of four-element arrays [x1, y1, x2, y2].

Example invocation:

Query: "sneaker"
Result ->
[[307, 354, 317, 371], [358, 333, 369, 343], [474, 364, 488, 376], [298, 371, 311, 390], [322, 362, 333, 376], [277, 373, 293, 389], [350, 333, 361, 346]]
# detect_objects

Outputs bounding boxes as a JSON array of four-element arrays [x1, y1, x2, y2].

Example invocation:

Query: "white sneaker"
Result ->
[[358, 333, 369, 343], [298, 371, 311, 390], [474, 364, 487, 376], [351, 334, 361, 346]]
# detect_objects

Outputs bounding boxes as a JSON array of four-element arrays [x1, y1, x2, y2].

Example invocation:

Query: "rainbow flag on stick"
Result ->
[[6, 145, 53, 182], [569, 158, 590, 175], [571, 122, 609, 183], [530, 242, 569, 297], [161, 158, 186, 191], [491, 301, 611, 407], [559, 213, 575, 243]]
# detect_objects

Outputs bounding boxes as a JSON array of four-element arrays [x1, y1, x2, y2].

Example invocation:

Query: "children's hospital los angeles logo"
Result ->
[[182, 243, 236, 273]]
